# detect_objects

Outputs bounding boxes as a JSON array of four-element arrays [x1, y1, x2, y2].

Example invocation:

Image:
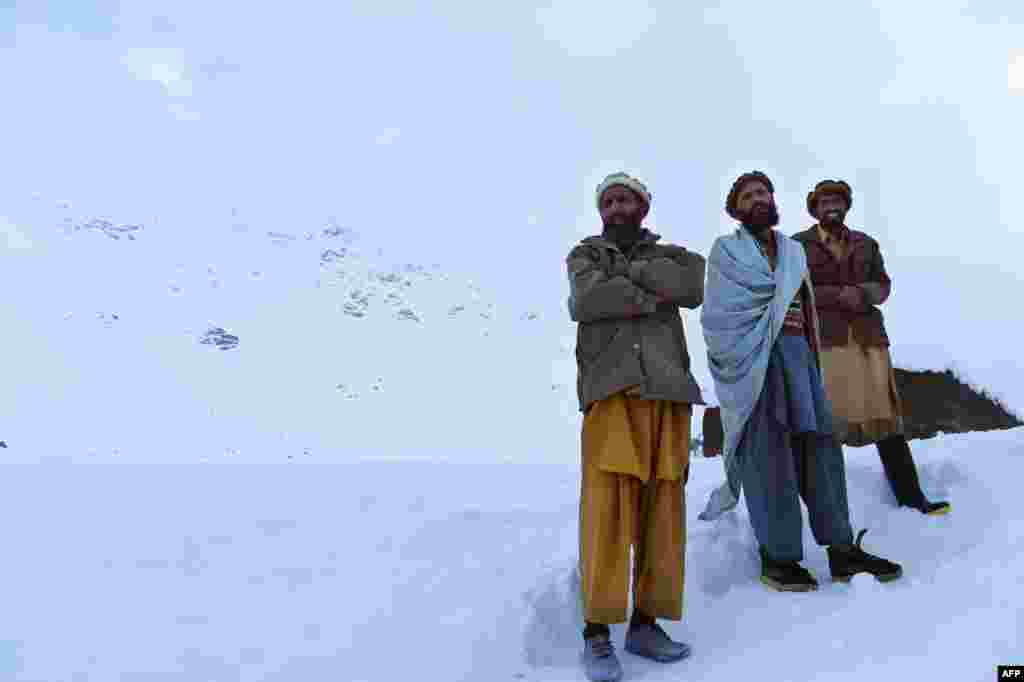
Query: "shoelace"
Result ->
[[854, 528, 869, 549], [841, 529, 886, 562], [650, 623, 671, 639], [630, 622, 676, 643]]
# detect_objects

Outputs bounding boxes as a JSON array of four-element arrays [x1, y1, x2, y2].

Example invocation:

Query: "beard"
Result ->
[[741, 203, 779, 234], [602, 218, 643, 248], [819, 208, 845, 228]]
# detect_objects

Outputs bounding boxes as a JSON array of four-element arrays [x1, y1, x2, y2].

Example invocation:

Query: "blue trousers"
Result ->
[[738, 334, 854, 562]]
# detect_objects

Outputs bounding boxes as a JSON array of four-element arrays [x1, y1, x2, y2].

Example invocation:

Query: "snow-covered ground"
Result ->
[[0, 431, 1019, 680], [0, 196, 1021, 680]]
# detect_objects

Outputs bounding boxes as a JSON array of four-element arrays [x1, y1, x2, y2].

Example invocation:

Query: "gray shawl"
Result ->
[[698, 227, 813, 521]]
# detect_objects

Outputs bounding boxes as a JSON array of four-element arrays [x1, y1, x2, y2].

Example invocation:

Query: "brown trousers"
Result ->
[[578, 393, 690, 624]]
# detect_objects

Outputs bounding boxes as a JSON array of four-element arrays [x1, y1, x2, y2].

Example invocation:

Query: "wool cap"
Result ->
[[595, 172, 652, 209], [725, 171, 774, 219], [807, 179, 852, 218]]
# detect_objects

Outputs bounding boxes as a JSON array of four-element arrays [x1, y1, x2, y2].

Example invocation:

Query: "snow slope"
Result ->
[[0, 195, 1020, 680], [0, 431, 1018, 680], [0, 196, 591, 466]]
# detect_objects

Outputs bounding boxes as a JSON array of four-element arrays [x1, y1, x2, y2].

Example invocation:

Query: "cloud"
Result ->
[[118, 46, 202, 120], [1010, 49, 1024, 93], [121, 47, 193, 97]]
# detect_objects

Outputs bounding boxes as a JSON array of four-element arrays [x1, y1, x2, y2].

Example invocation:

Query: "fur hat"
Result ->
[[806, 179, 852, 218], [595, 172, 652, 209], [725, 171, 774, 219]]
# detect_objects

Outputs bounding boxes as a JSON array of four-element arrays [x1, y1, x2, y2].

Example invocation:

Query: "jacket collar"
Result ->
[[583, 227, 661, 252]]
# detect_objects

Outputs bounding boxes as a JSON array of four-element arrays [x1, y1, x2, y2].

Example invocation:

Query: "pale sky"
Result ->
[[2, 1, 1023, 410]]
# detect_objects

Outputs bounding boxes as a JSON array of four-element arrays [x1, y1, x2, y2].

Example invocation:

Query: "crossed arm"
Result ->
[[567, 245, 706, 323], [813, 242, 892, 312]]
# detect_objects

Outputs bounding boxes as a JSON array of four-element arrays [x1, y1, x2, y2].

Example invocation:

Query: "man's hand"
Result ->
[[858, 282, 889, 306], [626, 299, 663, 316], [628, 262, 671, 303], [837, 285, 868, 311], [627, 251, 704, 310]]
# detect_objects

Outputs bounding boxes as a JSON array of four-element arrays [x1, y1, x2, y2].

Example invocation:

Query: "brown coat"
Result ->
[[791, 225, 892, 348], [566, 229, 706, 412]]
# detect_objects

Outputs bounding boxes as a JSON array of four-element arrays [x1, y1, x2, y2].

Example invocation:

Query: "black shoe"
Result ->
[[827, 529, 903, 583], [912, 500, 951, 515], [758, 546, 818, 592]]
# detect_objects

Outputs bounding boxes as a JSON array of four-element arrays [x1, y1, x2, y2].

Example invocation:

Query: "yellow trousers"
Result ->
[[578, 393, 690, 624]]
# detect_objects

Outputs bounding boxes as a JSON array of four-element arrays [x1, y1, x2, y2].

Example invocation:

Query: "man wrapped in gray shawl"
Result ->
[[697, 225, 812, 520]]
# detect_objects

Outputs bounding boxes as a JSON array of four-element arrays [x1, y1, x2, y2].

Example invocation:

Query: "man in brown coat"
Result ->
[[793, 179, 950, 515], [567, 172, 705, 682]]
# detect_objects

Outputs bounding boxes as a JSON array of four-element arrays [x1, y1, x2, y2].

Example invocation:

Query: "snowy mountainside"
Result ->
[[0, 195, 582, 464]]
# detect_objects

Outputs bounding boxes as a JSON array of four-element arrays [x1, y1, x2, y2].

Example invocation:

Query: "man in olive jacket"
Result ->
[[567, 172, 705, 682]]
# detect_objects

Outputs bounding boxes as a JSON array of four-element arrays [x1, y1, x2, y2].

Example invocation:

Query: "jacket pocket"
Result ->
[[668, 316, 689, 365], [576, 323, 622, 368]]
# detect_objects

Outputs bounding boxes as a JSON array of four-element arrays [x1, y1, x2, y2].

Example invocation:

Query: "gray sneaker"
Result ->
[[624, 623, 692, 663], [581, 633, 624, 682]]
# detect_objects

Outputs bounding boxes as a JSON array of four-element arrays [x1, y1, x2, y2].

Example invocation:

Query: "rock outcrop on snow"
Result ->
[[698, 368, 1022, 445], [894, 368, 1022, 440], [69, 218, 143, 240], [199, 326, 239, 351]]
